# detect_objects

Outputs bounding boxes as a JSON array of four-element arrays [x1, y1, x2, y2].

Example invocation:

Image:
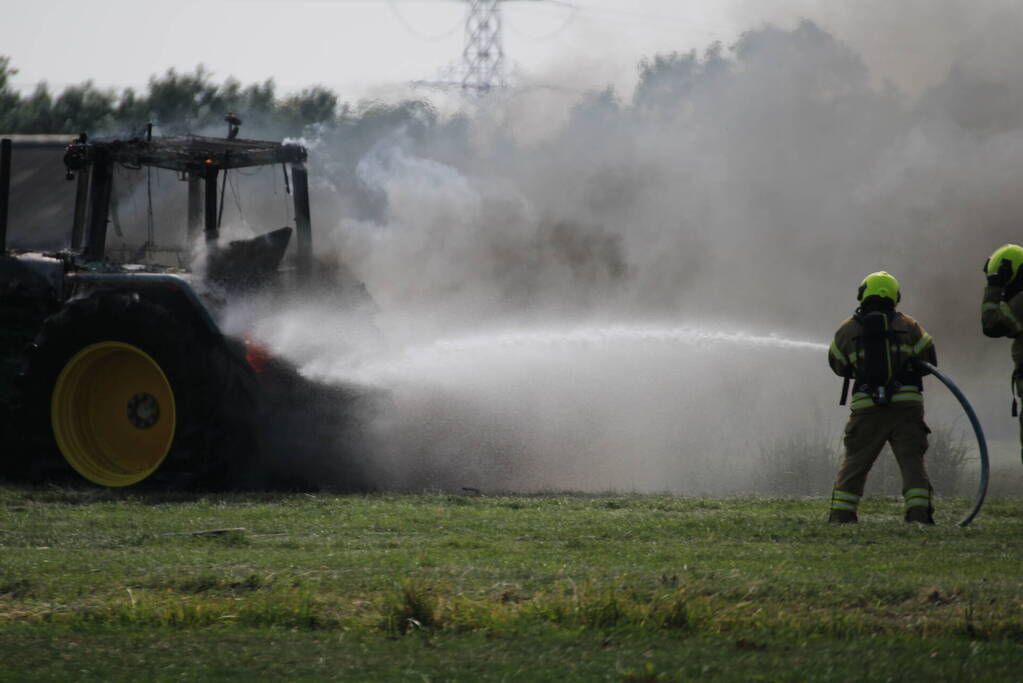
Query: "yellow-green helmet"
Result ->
[[986, 244, 1023, 281], [857, 271, 900, 305]]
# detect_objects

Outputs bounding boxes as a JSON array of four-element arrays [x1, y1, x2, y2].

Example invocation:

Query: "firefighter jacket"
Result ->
[[981, 285, 1023, 368], [828, 311, 936, 413]]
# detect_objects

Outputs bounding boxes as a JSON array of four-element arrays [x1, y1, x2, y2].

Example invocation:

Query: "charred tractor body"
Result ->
[[1, 131, 369, 490]]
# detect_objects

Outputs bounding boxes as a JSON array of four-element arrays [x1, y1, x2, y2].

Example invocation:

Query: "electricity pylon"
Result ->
[[403, 0, 550, 94], [461, 0, 506, 93]]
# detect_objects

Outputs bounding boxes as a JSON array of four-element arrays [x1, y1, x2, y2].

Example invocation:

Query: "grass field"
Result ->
[[1, 486, 1022, 681]]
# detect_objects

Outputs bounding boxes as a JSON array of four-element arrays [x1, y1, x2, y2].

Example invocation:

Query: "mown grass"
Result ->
[[1, 487, 1022, 681]]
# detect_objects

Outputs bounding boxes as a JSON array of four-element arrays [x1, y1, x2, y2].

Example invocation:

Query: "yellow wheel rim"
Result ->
[[51, 341, 176, 487]]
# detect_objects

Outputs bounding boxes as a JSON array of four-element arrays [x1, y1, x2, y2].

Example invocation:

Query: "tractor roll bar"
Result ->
[[0, 137, 11, 249], [66, 135, 313, 279], [0, 138, 10, 251]]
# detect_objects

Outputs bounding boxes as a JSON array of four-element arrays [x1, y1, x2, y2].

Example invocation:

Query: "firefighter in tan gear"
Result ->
[[827, 272, 937, 524], [981, 243, 1023, 461]]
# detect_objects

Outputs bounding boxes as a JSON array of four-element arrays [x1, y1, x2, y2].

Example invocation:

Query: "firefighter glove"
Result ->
[[987, 257, 1014, 287]]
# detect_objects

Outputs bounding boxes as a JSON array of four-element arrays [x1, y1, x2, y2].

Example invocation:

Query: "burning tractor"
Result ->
[[0, 128, 371, 490]]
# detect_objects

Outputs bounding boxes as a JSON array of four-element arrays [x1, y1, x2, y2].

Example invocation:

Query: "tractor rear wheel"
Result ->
[[19, 291, 257, 488], [50, 340, 177, 486]]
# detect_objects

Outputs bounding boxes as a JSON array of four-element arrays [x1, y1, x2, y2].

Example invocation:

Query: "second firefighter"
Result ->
[[980, 243, 1023, 463]]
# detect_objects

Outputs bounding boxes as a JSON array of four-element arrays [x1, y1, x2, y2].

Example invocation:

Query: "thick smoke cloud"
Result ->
[[227, 18, 1023, 495], [726, 0, 1023, 96]]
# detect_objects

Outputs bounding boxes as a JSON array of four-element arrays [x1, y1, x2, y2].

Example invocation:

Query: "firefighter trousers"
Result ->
[[833, 404, 932, 497]]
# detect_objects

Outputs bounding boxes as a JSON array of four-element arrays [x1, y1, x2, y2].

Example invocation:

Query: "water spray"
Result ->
[[326, 325, 829, 383], [915, 359, 989, 527]]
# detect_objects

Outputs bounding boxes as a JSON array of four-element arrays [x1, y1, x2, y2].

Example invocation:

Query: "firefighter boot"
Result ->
[[905, 507, 935, 525], [828, 509, 858, 524]]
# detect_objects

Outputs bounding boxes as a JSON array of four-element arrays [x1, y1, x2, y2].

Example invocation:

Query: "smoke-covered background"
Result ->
[[250, 17, 1023, 495], [9, 6, 1023, 496]]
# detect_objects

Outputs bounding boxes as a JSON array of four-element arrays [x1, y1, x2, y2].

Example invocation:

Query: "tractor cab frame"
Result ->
[[58, 133, 314, 281]]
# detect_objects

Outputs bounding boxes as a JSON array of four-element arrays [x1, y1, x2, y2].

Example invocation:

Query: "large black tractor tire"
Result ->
[[15, 291, 259, 489]]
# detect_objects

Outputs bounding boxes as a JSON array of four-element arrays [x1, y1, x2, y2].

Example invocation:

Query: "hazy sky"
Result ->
[[3, 0, 1006, 100]]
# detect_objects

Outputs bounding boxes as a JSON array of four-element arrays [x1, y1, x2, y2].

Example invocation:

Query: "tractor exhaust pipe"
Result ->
[[0, 138, 11, 251], [914, 359, 989, 527]]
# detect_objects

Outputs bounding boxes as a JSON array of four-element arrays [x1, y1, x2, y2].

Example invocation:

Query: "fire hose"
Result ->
[[914, 359, 989, 527]]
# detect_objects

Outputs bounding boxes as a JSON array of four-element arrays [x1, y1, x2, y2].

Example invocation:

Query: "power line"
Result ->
[[550, 2, 732, 38], [386, 0, 463, 41], [503, 2, 578, 42], [386, 0, 735, 93]]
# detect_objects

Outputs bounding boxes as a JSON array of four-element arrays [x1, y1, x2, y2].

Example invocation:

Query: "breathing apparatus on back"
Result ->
[[842, 271, 915, 407]]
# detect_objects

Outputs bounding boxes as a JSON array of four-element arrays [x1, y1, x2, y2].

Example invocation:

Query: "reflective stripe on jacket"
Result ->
[[828, 311, 936, 413], [981, 285, 1023, 369]]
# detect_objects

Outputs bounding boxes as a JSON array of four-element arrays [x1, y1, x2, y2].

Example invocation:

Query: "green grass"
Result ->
[[1, 487, 1022, 681]]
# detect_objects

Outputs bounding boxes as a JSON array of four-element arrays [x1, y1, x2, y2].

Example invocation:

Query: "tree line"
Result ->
[[0, 56, 343, 136]]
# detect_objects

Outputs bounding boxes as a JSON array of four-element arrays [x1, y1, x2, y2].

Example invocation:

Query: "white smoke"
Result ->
[[225, 13, 1023, 495]]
